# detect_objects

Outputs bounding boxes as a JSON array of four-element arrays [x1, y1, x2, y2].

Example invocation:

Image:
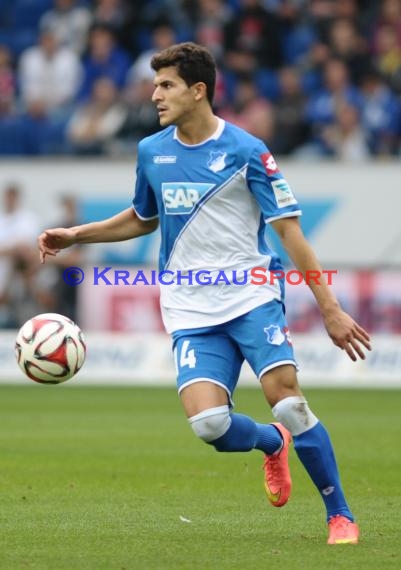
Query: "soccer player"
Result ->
[[38, 42, 371, 545]]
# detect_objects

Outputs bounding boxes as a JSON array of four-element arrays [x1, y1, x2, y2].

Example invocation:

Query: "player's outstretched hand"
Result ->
[[38, 228, 77, 263], [323, 308, 371, 361]]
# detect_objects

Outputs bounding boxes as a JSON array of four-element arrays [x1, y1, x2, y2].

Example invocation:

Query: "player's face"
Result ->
[[152, 66, 199, 127]]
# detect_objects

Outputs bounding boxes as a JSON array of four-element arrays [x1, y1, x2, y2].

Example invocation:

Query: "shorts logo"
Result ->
[[260, 152, 279, 175], [271, 179, 297, 208], [162, 182, 214, 214], [264, 325, 285, 345], [208, 151, 227, 172]]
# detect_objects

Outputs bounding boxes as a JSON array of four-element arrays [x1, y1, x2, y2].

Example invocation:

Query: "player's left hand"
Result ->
[[323, 309, 372, 361]]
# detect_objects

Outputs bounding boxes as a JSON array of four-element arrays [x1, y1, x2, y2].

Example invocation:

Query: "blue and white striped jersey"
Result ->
[[133, 118, 301, 333]]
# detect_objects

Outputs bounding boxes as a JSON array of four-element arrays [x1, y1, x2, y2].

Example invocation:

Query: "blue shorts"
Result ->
[[172, 300, 297, 400]]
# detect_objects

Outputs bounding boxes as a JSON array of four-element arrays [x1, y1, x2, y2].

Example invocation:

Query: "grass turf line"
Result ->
[[0, 386, 400, 570]]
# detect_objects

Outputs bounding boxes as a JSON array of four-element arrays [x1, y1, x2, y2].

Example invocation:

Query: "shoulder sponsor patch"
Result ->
[[271, 179, 298, 208], [260, 152, 279, 176]]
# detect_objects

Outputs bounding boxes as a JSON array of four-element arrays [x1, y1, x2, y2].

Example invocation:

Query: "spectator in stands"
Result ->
[[0, 184, 41, 328], [360, 68, 401, 156], [126, 19, 176, 86], [334, 0, 360, 21], [93, 0, 126, 29], [303, 57, 362, 155], [67, 76, 128, 155], [16, 100, 53, 155], [223, 0, 283, 74], [373, 24, 401, 93], [138, 0, 194, 37], [18, 28, 83, 115], [319, 100, 370, 160], [328, 18, 371, 84], [220, 74, 274, 143], [371, 0, 401, 53], [39, 0, 92, 55], [78, 24, 132, 101], [0, 45, 16, 116], [269, 1, 316, 67], [308, 0, 338, 44], [370, 0, 401, 91], [92, 0, 136, 55], [307, 0, 361, 45], [194, 0, 232, 63], [270, 66, 310, 155]]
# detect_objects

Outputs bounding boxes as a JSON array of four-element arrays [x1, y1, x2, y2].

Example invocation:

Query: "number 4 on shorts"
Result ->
[[174, 340, 197, 370]]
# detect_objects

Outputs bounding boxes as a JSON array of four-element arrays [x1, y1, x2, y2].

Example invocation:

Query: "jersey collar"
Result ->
[[173, 117, 225, 147]]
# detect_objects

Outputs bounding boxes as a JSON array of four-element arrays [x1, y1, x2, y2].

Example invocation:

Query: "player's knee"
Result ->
[[272, 396, 318, 436], [189, 405, 231, 443]]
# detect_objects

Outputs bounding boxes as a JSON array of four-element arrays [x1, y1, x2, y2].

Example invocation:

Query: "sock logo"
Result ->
[[322, 486, 335, 496]]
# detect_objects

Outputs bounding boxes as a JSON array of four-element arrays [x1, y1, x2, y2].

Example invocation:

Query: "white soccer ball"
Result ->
[[15, 313, 86, 384]]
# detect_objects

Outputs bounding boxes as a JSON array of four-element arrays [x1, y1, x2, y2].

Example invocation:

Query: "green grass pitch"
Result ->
[[0, 385, 400, 570]]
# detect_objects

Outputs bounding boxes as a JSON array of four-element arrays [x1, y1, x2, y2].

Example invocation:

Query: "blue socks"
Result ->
[[211, 413, 283, 454], [209, 412, 353, 522], [293, 422, 353, 521]]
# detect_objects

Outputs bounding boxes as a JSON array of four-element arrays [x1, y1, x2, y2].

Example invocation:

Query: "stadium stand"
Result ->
[[0, 0, 399, 157]]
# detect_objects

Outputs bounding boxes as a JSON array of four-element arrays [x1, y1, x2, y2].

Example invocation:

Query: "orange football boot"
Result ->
[[263, 423, 292, 507], [327, 515, 359, 545]]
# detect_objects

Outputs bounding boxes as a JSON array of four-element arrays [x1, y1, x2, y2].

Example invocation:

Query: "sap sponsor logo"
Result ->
[[260, 152, 279, 175], [207, 151, 227, 172], [153, 155, 177, 164], [162, 182, 214, 214], [264, 325, 285, 346], [271, 179, 298, 208]]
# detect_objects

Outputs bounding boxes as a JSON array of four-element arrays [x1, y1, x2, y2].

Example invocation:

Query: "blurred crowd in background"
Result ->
[[0, 0, 401, 159]]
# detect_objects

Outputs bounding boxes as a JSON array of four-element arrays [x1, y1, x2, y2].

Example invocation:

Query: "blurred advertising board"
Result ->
[[1, 331, 400, 387]]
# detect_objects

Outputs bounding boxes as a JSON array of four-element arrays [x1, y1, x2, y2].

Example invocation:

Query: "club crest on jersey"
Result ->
[[207, 151, 227, 172], [162, 182, 214, 214], [264, 325, 286, 345]]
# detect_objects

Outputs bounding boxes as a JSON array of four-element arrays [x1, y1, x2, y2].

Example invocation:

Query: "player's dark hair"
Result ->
[[151, 42, 216, 106]]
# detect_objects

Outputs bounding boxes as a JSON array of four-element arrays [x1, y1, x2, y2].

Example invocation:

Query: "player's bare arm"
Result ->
[[271, 216, 371, 361], [38, 207, 158, 264]]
